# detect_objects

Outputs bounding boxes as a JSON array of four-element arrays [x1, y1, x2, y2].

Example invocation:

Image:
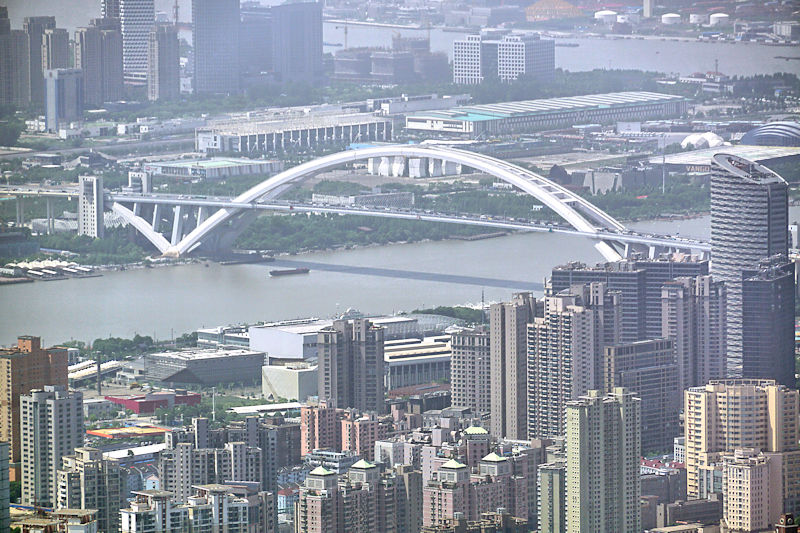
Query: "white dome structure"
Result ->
[[680, 132, 725, 149], [594, 10, 617, 24], [661, 13, 681, 24], [709, 13, 729, 26], [689, 13, 706, 24]]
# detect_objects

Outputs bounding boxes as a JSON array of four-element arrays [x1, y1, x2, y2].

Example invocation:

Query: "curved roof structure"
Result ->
[[711, 153, 787, 185], [740, 122, 800, 147], [681, 132, 725, 149], [160, 144, 626, 261]]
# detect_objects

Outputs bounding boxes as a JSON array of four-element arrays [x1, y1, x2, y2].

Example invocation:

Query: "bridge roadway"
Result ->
[[0, 185, 710, 252]]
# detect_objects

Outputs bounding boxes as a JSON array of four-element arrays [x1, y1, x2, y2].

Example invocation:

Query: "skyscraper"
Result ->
[[77, 176, 104, 238], [75, 18, 123, 107], [741, 256, 795, 387], [120, 0, 155, 83], [604, 339, 679, 453], [57, 447, 126, 533], [0, 441, 8, 533], [270, 1, 323, 84], [317, 319, 385, 413], [0, 7, 30, 107], [490, 293, 535, 440], [101, 0, 121, 21], [147, 23, 179, 101], [528, 283, 620, 440], [239, 1, 272, 79], [23, 16, 55, 106], [20, 385, 84, 508], [496, 33, 555, 82], [720, 448, 783, 532], [450, 326, 491, 417], [44, 68, 83, 132], [565, 388, 641, 533], [192, 0, 240, 94], [684, 379, 800, 513], [710, 153, 789, 377], [538, 460, 566, 533], [41, 28, 69, 71], [0, 336, 68, 469]]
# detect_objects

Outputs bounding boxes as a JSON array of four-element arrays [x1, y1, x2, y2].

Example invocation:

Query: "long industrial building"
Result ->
[[196, 112, 392, 154], [143, 348, 266, 385], [405, 91, 689, 137]]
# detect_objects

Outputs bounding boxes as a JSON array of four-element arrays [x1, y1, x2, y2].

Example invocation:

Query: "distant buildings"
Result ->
[[44, 68, 83, 132], [565, 388, 641, 533], [741, 256, 795, 387], [192, 0, 240, 95], [0, 336, 68, 469], [453, 31, 554, 85], [317, 319, 385, 413], [21, 385, 84, 508], [146, 24, 179, 101], [721, 448, 783, 532], [75, 18, 124, 107], [270, 1, 323, 84], [143, 347, 266, 385], [710, 153, 789, 377], [0, 8, 30, 107], [120, 0, 155, 83], [41, 27, 69, 72], [23, 16, 56, 107], [490, 293, 535, 440]]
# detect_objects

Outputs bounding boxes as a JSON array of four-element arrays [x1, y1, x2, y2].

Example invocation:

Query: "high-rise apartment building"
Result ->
[[710, 153, 789, 377], [538, 460, 566, 533], [604, 338, 678, 453], [23, 16, 55, 107], [300, 402, 341, 456], [44, 68, 83, 132], [0, 8, 30, 107], [565, 388, 641, 533], [317, 319, 385, 413], [75, 18, 123, 107], [528, 283, 620, 439], [453, 31, 554, 84], [0, 441, 8, 533], [239, 2, 272, 79], [146, 23, 179, 101], [684, 380, 800, 513], [0, 336, 68, 468], [192, 0, 240, 94], [450, 326, 491, 416], [496, 33, 555, 82], [41, 28, 68, 71], [741, 256, 795, 387], [270, 1, 323, 84], [120, 0, 155, 83], [490, 293, 535, 440], [721, 448, 783, 533], [20, 385, 84, 508], [77, 176, 104, 238], [57, 447, 126, 533]]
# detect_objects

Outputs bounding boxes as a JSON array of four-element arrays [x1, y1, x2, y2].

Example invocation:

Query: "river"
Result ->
[[7, 1, 798, 77], [1, 214, 718, 346]]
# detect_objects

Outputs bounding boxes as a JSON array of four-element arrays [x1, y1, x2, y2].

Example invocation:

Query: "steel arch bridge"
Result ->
[[114, 144, 648, 261]]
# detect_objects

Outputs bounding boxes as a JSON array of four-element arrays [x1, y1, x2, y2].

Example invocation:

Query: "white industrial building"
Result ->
[[261, 363, 318, 402], [196, 112, 392, 154]]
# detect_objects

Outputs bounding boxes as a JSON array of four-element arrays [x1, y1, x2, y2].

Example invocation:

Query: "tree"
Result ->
[[0, 118, 24, 147]]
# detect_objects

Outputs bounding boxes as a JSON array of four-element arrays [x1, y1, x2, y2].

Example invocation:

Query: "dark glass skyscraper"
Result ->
[[192, 0, 240, 94], [710, 153, 789, 377], [741, 256, 795, 387], [270, 1, 323, 84]]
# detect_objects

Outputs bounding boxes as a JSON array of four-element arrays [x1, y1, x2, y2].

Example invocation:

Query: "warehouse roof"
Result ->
[[407, 91, 686, 123]]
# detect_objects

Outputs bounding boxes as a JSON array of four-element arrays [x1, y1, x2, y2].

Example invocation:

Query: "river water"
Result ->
[[1, 214, 716, 346]]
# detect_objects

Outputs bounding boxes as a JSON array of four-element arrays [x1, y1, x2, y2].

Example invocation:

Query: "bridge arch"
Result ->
[[157, 144, 627, 260]]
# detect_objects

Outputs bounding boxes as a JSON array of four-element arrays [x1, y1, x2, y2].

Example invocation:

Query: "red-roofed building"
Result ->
[[105, 389, 201, 414]]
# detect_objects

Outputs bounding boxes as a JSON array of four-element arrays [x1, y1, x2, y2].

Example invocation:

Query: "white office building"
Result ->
[[120, 0, 155, 82], [78, 176, 104, 238], [497, 33, 555, 82]]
